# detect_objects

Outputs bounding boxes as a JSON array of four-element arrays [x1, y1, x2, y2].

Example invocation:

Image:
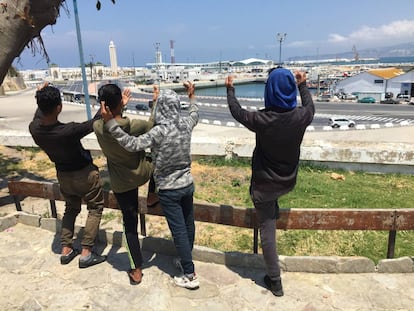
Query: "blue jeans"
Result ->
[[158, 183, 195, 275]]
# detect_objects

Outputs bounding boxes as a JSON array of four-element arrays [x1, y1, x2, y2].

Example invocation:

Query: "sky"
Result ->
[[13, 0, 414, 70]]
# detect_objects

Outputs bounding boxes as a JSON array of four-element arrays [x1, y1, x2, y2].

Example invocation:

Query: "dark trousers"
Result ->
[[114, 188, 143, 269], [57, 164, 104, 249], [250, 187, 281, 279], [158, 183, 195, 275]]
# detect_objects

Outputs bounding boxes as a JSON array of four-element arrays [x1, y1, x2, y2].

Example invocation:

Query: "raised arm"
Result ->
[[183, 81, 199, 128]]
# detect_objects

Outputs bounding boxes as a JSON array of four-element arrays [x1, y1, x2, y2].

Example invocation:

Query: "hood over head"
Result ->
[[154, 89, 181, 125], [264, 68, 297, 110]]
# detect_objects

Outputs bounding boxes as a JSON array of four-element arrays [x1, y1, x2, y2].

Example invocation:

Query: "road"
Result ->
[[59, 81, 414, 130]]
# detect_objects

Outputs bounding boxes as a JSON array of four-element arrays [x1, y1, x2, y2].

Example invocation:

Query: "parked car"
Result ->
[[343, 93, 357, 100], [180, 102, 190, 110], [358, 97, 376, 103], [396, 94, 410, 101], [316, 94, 331, 102], [135, 103, 149, 111], [328, 117, 355, 128], [380, 99, 400, 105]]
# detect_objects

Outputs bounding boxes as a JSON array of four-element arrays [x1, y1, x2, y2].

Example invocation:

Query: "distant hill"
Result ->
[[289, 42, 414, 61]]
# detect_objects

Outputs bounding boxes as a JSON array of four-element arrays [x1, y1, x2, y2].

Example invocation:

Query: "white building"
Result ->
[[336, 68, 414, 100]]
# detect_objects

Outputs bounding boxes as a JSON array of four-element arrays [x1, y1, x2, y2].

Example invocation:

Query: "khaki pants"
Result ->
[[57, 164, 104, 249]]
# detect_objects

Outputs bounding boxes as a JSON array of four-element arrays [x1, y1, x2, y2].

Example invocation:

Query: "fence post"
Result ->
[[387, 230, 396, 259], [13, 195, 22, 212], [49, 200, 57, 218], [253, 227, 259, 254]]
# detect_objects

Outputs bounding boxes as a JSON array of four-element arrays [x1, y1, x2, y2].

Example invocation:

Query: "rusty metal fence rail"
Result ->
[[7, 180, 414, 259]]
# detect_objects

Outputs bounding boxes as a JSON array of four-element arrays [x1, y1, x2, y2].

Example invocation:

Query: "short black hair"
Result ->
[[97, 83, 122, 110], [35, 86, 62, 115], [267, 65, 283, 76]]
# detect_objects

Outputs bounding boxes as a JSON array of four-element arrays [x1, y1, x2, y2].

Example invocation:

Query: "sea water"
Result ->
[[185, 56, 414, 98], [195, 82, 265, 98]]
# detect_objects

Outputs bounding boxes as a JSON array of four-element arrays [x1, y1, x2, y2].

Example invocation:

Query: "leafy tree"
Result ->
[[0, 0, 115, 84]]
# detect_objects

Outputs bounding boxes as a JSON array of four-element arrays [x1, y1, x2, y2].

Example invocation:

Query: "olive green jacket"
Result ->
[[93, 117, 153, 193]]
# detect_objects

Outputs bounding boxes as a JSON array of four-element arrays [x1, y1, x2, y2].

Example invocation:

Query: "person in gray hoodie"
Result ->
[[101, 81, 200, 289]]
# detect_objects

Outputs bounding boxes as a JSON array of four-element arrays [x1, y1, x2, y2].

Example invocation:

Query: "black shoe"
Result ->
[[78, 252, 107, 269], [264, 275, 284, 297], [60, 249, 79, 265]]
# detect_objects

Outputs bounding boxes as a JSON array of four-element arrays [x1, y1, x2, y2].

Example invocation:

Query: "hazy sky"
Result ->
[[13, 0, 414, 70]]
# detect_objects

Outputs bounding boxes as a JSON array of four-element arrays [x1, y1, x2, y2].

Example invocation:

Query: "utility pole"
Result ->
[[277, 33, 287, 66], [73, 0, 92, 120]]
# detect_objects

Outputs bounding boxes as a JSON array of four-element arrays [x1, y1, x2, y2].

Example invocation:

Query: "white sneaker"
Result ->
[[174, 273, 200, 289], [173, 257, 184, 273]]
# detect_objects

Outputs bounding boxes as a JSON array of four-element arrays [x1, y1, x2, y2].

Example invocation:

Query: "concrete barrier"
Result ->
[[1, 129, 414, 174]]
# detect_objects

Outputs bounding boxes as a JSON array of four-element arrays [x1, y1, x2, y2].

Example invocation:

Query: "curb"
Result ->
[[2, 212, 414, 274]]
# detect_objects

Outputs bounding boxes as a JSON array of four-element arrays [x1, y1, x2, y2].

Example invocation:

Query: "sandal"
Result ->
[[128, 269, 143, 285]]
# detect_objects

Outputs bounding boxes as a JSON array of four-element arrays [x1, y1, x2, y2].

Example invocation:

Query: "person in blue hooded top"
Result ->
[[225, 68, 315, 297]]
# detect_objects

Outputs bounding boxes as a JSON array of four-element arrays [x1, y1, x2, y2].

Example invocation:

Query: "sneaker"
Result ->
[[264, 275, 284, 297], [60, 249, 79, 265], [174, 273, 199, 289], [173, 257, 184, 274], [78, 252, 107, 269]]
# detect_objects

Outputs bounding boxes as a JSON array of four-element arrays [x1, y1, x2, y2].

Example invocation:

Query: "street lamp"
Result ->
[[277, 33, 287, 65]]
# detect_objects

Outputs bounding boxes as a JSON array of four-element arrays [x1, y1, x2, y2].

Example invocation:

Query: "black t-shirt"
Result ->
[[29, 108, 101, 172]]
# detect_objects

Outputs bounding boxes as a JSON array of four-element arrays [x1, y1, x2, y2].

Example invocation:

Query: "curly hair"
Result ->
[[35, 86, 62, 115]]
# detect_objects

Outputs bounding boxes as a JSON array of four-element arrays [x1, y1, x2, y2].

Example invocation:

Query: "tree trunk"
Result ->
[[0, 0, 64, 84]]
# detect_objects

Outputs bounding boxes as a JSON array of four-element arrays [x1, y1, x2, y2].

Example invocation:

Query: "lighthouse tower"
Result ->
[[109, 40, 118, 76]]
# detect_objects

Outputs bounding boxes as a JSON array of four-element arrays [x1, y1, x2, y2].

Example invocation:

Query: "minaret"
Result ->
[[109, 40, 118, 76]]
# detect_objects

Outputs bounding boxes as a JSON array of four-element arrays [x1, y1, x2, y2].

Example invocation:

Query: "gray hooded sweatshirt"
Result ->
[[105, 89, 199, 191]]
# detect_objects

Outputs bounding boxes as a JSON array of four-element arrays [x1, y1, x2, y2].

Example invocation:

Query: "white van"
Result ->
[[397, 94, 411, 101]]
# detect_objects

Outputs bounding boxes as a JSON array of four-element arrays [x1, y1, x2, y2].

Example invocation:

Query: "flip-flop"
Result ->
[[60, 249, 79, 265], [128, 270, 143, 285]]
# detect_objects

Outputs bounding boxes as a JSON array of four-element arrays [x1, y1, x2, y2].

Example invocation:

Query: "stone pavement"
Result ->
[[0, 218, 414, 311]]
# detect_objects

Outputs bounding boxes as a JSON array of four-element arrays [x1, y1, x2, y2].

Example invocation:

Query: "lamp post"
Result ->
[[277, 33, 287, 66]]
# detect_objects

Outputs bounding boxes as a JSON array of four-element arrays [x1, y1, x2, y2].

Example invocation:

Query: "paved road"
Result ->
[[1, 221, 414, 311], [59, 82, 414, 130], [1, 87, 414, 146]]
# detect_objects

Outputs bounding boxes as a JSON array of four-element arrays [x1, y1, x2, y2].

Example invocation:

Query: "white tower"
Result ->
[[109, 40, 118, 76]]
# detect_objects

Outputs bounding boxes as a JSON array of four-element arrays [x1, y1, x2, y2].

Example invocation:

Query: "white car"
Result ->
[[329, 117, 355, 128], [180, 102, 190, 110]]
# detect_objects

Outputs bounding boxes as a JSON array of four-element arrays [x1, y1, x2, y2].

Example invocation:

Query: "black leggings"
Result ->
[[114, 188, 143, 269]]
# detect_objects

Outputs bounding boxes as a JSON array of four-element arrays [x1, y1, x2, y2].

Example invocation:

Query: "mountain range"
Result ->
[[289, 42, 414, 61]]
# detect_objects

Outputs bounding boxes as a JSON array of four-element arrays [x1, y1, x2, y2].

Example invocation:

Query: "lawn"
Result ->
[[1, 146, 414, 263]]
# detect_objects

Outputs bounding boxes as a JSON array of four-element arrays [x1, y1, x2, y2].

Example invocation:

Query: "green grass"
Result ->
[[192, 158, 414, 262], [2, 148, 414, 262]]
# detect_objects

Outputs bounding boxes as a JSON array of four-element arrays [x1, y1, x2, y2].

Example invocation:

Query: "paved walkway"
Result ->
[[1, 222, 414, 311]]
